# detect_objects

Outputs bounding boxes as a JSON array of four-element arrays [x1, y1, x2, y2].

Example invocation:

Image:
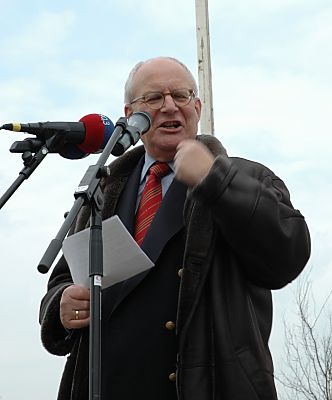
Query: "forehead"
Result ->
[[131, 59, 194, 95]]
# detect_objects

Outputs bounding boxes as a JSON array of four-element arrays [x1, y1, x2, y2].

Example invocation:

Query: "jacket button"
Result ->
[[165, 321, 175, 330], [169, 372, 176, 382], [177, 268, 183, 277]]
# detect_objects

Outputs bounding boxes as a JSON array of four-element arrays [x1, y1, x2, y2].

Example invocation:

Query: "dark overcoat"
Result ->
[[40, 135, 310, 400]]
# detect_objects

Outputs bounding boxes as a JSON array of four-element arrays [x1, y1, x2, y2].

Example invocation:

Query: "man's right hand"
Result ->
[[60, 284, 90, 329]]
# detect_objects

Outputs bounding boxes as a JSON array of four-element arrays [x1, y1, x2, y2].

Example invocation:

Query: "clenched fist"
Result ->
[[174, 139, 214, 187]]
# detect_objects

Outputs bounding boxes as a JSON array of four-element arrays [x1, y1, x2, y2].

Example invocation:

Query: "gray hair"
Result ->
[[124, 56, 198, 103]]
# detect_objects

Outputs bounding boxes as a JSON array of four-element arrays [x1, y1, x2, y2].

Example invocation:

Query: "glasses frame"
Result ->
[[129, 88, 196, 110]]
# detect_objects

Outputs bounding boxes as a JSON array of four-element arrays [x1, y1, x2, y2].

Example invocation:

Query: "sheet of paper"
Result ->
[[62, 215, 154, 289]]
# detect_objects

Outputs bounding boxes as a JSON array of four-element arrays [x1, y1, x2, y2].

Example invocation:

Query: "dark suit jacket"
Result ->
[[100, 155, 188, 399]]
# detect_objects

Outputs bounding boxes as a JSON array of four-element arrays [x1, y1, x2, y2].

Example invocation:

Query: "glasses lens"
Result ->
[[172, 89, 192, 106], [144, 93, 164, 109]]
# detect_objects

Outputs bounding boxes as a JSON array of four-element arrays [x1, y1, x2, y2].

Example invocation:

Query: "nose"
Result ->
[[161, 93, 178, 112]]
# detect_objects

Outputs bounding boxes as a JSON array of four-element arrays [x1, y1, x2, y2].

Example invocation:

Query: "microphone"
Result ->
[[1, 111, 151, 159], [112, 111, 151, 156], [0, 114, 115, 160], [62, 114, 115, 159]]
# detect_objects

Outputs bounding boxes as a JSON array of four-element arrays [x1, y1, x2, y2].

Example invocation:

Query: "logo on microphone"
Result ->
[[100, 114, 112, 126]]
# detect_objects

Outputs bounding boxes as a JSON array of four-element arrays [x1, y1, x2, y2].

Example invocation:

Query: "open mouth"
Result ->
[[159, 121, 182, 129]]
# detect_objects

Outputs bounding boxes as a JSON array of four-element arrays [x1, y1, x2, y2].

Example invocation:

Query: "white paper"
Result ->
[[62, 215, 154, 289]]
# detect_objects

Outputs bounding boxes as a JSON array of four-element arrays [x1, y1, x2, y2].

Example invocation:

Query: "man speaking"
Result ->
[[39, 56, 311, 400]]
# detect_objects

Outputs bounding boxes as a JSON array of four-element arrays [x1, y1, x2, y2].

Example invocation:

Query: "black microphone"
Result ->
[[1, 121, 86, 138]]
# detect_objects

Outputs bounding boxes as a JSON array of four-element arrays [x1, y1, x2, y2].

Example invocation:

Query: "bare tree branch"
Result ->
[[276, 271, 332, 400]]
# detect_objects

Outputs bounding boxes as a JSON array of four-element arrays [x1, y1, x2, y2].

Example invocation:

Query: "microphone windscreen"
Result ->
[[78, 114, 113, 154], [59, 114, 114, 160]]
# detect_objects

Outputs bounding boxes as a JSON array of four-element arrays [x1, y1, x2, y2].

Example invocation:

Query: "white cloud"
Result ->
[[0, 78, 51, 120], [212, 65, 331, 160], [210, 0, 328, 18], [0, 59, 131, 124], [99, 0, 196, 32], [254, 5, 332, 78], [1, 10, 76, 59]]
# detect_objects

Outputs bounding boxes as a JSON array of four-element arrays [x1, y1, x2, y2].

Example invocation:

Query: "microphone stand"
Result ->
[[0, 138, 52, 209], [37, 115, 146, 400], [0, 125, 93, 210]]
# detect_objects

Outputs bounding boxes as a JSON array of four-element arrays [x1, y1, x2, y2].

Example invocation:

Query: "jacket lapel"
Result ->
[[115, 156, 144, 235], [110, 178, 187, 313], [141, 178, 187, 262]]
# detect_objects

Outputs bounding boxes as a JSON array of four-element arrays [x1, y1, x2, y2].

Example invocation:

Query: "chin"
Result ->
[[146, 143, 177, 161], [160, 133, 184, 147], [143, 133, 189, 159]]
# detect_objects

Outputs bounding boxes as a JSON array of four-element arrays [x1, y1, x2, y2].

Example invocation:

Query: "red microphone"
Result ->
[[1, 114, 115, 159], [60, 114, 115, 159]]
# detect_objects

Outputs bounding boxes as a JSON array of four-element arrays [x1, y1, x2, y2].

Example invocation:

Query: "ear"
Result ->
[[124, 104, 133, 118], [194, 98, 202, 120]]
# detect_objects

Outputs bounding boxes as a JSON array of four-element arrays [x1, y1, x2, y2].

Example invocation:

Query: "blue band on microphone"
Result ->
[[99, 114, 115, 150], [60, 144, 87, 160]]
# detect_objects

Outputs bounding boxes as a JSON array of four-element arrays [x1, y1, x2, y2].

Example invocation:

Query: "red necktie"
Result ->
[[135, 162, 170, 246]]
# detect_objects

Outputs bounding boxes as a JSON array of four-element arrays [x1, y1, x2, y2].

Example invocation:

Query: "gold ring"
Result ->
[[75, 310, 79, 320]]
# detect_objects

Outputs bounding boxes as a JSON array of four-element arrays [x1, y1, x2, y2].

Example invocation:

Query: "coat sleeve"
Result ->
[[39, 255, 77, 356], [39, 204, 92, 356], [190, 155, 311, 289]]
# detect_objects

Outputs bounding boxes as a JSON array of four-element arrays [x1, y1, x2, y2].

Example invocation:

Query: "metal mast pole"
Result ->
[[195, 0, 214, 136]]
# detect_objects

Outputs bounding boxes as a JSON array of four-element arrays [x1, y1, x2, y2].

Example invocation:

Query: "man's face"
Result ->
[[124, 58, 201, 161]]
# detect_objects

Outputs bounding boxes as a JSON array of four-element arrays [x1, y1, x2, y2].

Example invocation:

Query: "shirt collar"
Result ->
[[140, 153, 174, 184]]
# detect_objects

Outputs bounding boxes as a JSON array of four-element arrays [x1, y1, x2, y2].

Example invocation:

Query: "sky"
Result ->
[[0, 0, 331, 398]]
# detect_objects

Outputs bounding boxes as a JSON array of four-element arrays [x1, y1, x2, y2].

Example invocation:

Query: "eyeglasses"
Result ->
[[129, 88, 196, 110]]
